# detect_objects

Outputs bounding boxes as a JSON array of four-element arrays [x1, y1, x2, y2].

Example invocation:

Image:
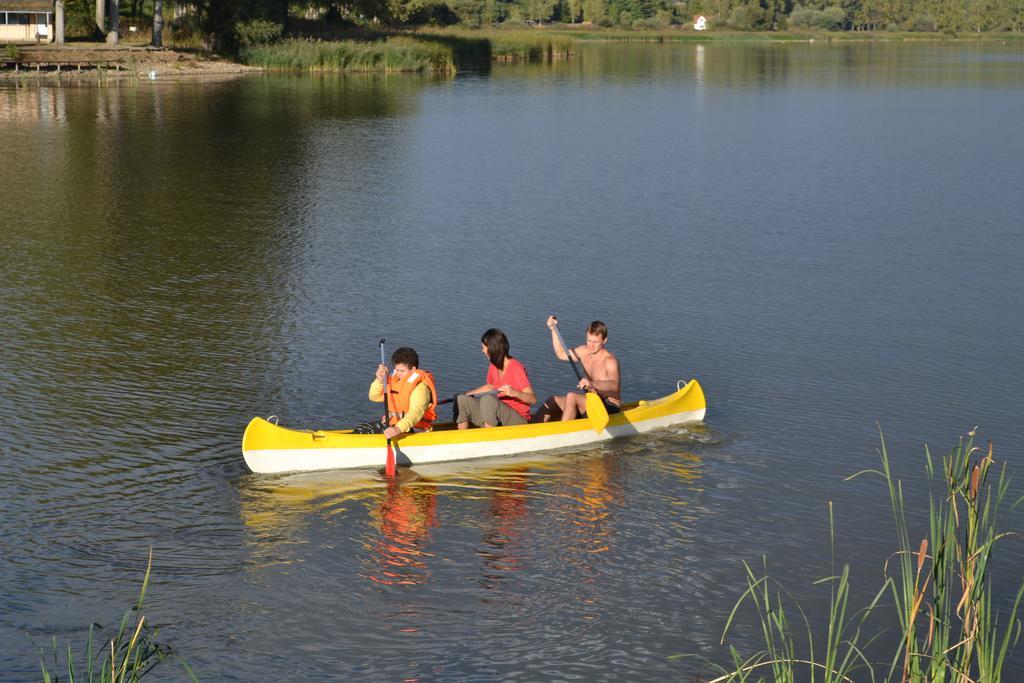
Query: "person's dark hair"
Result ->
[[391, 347, 419, 368], [481, 328, 511, 369], [588, 320, 609, 340]]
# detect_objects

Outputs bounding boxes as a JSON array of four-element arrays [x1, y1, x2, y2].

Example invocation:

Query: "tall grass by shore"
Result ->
[[682, 428, 1024, 681], [237, 23, 578, 72], [241, 37, 457, 72]]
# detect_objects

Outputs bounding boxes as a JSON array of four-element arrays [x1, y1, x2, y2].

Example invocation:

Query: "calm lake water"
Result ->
[[3, 41, 1024, 680]]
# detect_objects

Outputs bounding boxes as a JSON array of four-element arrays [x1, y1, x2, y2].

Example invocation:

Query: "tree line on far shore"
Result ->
[[62, 0, 1024, 54]]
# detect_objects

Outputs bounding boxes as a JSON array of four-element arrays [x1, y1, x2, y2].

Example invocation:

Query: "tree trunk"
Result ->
[[96, 0, 105, 35], [55, 0, 65, 44], [106, 0, 119, 43], [151, 0, 163, 46]]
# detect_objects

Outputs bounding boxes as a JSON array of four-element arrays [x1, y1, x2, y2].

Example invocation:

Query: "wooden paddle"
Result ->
[[379, 338, 396, 478], [551, 321, 610, 433]]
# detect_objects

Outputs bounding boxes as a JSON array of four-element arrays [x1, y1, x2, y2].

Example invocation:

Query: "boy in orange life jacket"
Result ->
[[368, 347, 438, 440]]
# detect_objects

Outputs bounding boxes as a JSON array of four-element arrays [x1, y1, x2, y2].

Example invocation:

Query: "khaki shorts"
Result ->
[[456, 393, 527, 427]]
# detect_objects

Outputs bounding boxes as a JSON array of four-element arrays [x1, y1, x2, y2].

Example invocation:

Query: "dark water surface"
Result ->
[[2, 42, 1024, 679]]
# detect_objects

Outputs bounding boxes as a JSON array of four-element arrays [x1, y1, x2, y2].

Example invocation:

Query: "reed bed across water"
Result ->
[[241, 37, 458, 72], [240, 29, 574, 72], [415, 28, 575, 61]]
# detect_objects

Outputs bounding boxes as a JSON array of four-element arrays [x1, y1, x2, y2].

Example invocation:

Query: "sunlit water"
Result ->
[[2, 42, 1024, 679]]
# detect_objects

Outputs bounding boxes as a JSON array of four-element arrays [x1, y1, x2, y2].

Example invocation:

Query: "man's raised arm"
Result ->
[[547, 315, 571, 361]]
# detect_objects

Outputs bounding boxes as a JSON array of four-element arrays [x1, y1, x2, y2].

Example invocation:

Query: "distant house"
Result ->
[[693, 14, 708, 30], [1, 0, 54, 43]]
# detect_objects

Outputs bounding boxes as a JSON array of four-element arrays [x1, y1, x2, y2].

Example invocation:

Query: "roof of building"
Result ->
[[0, 0, 52, 11]]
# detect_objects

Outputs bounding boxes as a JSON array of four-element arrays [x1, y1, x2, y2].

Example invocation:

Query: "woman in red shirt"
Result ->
[[456, 328, 537, 428]]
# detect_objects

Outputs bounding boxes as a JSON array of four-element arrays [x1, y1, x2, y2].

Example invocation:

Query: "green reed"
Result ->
[[876, 429, 1024, 682], [683, 428, 1024, 682], [416, 28, 575, 61], [241, 37, 457, 73], [490, 32, 574, 61], [36, 550, 195, 683]]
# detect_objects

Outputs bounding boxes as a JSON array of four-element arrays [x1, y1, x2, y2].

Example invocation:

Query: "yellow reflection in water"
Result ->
[[365, 477, 440, 587], [561, 454, 623, 556], [238, 438, 706, 589], [239, 455, 566, 587], [240, 471, 378, 537], [478, 466, 531, 585]]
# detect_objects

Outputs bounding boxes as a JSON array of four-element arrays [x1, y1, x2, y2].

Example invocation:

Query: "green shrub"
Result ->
[[789, 4, 812, 27], [910, 13, 938, 31], [728, 3, 766, 29], [819, 6, 845, 29], [632, 17, 659, 29], [168, 14, 205, 49], [236, 19, 284, 47], [62, 0, 98, 38], [4, 44, 19, 61], [403, 2, 459, 26], [789, 4, 844, 29]]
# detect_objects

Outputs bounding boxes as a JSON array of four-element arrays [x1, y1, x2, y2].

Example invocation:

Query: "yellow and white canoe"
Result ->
[[242, 379, 706, 474]]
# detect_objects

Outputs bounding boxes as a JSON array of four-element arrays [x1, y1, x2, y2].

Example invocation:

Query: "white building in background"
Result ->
[[693, 14, 708, 30], [1, 0, 53, 43]]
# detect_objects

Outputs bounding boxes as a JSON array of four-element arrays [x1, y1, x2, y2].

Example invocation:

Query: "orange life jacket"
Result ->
[[386, 369, 437, 430]]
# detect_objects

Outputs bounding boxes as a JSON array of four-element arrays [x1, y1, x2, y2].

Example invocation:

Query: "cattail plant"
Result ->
[[681, 429, 1023, 682], [878, 429, 1024, 682]]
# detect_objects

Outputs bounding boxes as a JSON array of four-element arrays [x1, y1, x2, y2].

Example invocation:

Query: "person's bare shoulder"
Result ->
[[603, 351, 620, 374]]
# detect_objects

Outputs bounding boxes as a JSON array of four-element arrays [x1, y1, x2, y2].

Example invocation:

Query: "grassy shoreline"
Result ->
[[239, 28, 578, 72], [3, 27, 1019, 79], [240, 37, 457, 73], [238, 27, 1024, 72]]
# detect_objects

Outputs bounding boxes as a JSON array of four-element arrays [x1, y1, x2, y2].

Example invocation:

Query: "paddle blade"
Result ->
[[385, 441, 396, 478], [586, 392, 609, 433]]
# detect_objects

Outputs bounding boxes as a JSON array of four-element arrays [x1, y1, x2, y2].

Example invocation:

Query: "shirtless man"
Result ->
[[532, 315, 621, 422]]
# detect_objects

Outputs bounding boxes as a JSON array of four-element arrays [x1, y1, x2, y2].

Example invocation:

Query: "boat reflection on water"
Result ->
[[237, 455, 570, 588], [238, 433, 707, 595], [570, 454, 623, 553], [237, 466, 443, 587], [478, 466, 531, 591]]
